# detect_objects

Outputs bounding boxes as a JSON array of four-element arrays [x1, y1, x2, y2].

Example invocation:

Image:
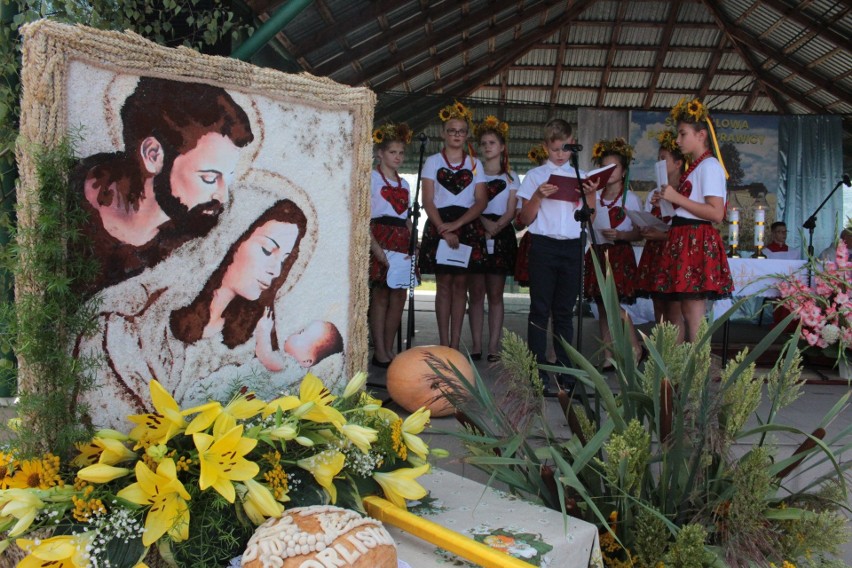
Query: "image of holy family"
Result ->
[[71, 76, 346, 429]]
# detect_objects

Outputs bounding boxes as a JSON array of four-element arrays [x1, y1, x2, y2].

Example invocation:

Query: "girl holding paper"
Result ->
[[368, 122, 414, 367], [418, 102, 489, 349], [650, 98, 733, 342], [583, 138, 643, 369], [468, 116, 519, 362], [636, 130, 682, 324]]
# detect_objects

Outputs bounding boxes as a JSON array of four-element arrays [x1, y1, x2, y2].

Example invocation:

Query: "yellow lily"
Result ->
[[339, 424, 378, 454], [297, 450, 345, 504], [264, 423, 298, 441], [184, 391, 266, 436], [239, 479, 284, 525], [402, 408, 431, 460], [16, 534, 91, 568], [116, 459, 191, 546], [264, 373, 345, 427], [0, 489, 44, 537], [372, 464, 431, 508], [77, 463, 132, 484], [194, 425, 259, 503], [128, 380, 188, 446], [342, 371, 368, 398]]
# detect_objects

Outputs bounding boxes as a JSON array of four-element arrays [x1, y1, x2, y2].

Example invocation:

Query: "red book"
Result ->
[[546, 163, 617, 203]]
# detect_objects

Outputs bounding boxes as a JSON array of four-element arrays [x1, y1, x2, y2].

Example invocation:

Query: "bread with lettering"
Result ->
[[241, 505, 397, 568]]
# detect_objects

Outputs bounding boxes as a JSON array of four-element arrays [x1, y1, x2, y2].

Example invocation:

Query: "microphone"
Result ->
[[843, 173, 851, 187], [418, 132, 428, 143], [562, 143, 583, 152]]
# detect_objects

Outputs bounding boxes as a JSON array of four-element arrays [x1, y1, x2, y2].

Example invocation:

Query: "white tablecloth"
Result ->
[[617, 257, 806, 324], [388, 468, 603, 568]]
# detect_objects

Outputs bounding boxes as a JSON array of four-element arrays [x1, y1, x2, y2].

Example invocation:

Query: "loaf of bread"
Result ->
[[241, 505, 398, 568]]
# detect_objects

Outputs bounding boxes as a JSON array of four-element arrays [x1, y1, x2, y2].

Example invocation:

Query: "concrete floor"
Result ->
[[368, 291, 852, 565]]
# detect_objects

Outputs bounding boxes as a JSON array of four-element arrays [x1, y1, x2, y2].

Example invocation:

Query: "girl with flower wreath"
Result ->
[[650, 98, 733, 342], [468, 116, 519, 361], [513, 144, 549, 288], [368, 122, 414, 367], [418, 101, 488, 349], [635, 129, 684, 325], [583, 137, 644, 369]]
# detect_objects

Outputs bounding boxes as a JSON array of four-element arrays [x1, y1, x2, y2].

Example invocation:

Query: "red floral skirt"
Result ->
[[369, 218, 413, 286], [418, 206, 488, 275], [650, 220, 733, 300], [583, 242, 638, 303], [635, 239, 667, 298], [514, 231, 532, 286], [481, 214, 518, 274]]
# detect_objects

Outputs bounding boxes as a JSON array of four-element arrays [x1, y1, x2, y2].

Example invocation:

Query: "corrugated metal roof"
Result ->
[[256, 0, 851, 166]]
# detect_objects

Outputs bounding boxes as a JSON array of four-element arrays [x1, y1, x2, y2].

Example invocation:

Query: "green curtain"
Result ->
[[778, 115, 844, 256]]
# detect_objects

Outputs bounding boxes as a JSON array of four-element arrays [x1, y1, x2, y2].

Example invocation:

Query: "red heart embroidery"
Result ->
[[674, 180, 693, 210], [486, 179, 506, 201], [381, 185, 409, 215], [437, 167, 474, 195], [608, 206, 626, 228]]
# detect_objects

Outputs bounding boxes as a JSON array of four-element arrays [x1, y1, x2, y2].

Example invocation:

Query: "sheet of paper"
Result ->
[[655, 159, 668, 190], [592, 208, 613, 245], [436, 240, 472, 268], [626, 209, 670, 232], [764, 248, 801, 260], [654, 162, 677, 218], [384, 250, 414, 289]]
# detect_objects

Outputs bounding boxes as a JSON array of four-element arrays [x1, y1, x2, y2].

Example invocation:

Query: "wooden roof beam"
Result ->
[[596, 1, 627, 107], [548, 26, 568, 109], [317, 0, 523, 78], [643, 0, 680, 109], [371, 0, 558, 91], [758, 0, 851, 53], [700, 0, 791, 113], [698, 35, 726, 99], [284, 0, 400, 61]]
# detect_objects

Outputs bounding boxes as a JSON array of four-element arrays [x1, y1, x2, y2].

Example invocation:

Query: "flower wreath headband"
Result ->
[[669, 97, 729, 179], [591, 137, 635, 205], [656, 129, 679, 153], [372, 122, 413, 146], [438, 100, 478, 171], [474, 115, 513, 179], [528, 144, 548, 165]]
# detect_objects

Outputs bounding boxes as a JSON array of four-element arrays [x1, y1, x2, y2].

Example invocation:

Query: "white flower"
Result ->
[[820, 323, 840, 345]]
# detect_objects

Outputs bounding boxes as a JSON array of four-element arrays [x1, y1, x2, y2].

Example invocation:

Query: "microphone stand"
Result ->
[[569, 151, 596, 356], [404, 133, 428, 350], [802, 176, 849, 286]]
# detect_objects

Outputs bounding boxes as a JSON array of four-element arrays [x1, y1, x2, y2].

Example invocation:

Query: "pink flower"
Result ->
[[836, 240, 849, 268]]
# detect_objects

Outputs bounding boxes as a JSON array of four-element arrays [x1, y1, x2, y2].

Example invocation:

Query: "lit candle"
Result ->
[[730, 225, 739, 245], [728, 209, 739, 223], [754, 227, 765, 247], [754, 208, 765, 224]]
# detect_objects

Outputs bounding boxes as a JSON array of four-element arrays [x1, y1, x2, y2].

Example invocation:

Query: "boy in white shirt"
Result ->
[[517, 119, 598, 392]]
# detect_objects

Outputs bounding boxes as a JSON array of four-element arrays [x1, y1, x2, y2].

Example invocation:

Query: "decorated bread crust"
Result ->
[[241, 505, 397, 568]]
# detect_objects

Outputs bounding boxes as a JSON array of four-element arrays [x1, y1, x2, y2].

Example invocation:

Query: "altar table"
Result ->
[[387, 468, 603, 568]]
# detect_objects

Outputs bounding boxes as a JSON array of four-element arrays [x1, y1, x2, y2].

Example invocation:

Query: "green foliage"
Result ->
[[0, 137, 100, 457], [438, 254, 852, 568]]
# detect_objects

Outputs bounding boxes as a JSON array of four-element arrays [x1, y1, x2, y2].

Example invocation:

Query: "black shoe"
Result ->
[[371, 356, 391, 369], [470, 352, 482, 361], [487, 353, 501, 363]]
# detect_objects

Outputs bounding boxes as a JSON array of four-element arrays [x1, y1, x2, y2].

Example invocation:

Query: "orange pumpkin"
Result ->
[[386, 346, 474, 416]]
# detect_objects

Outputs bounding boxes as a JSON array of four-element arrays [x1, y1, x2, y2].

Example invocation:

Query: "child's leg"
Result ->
[[681, 298, 707, 342], [449, 273, 468, 350], [485, 273, 505, 356], [369, 286, 392, 362], [551, 243, 582, 370], [383, 288, 407, 358], [652, 298, 665, 325], [435, 273, 453, 346], [663, 300, 686, 343], [467, 273, 486, 355], [527, 240, 556, 369]]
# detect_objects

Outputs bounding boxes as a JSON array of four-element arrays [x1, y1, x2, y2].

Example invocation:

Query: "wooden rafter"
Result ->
[[700, 0, 793, 113], [757, 0, 851, 53], [348, 0, 549, 90], [284, 0, 401, 60], [596, 1, 627, 107], [643, 0, 680, 109], [698, 36, 727, 100], [548, 26, 568, 108]]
